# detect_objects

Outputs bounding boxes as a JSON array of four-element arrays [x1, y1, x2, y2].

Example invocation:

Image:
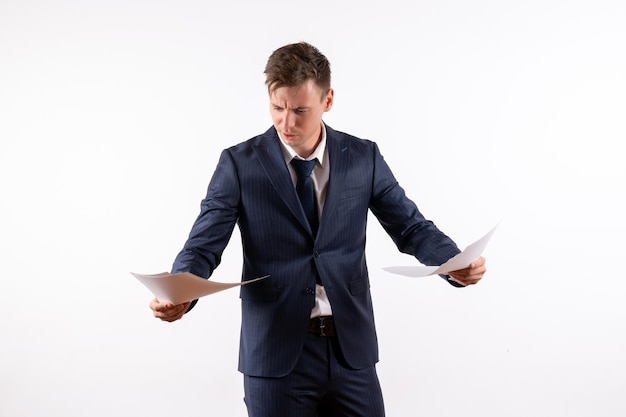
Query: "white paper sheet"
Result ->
[[131, 271, 269, 305], [383, 223, 498, 277]]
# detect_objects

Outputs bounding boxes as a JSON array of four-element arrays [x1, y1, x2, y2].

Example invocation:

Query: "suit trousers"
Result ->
[[243, 332, 385, 417]]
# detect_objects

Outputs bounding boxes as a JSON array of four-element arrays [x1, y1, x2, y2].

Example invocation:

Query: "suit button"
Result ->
[[314, 251, 320, 258], [305, 287, 315, 295]]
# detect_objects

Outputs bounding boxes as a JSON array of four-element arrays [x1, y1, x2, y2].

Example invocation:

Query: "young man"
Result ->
[[150, 41, 486, 417]]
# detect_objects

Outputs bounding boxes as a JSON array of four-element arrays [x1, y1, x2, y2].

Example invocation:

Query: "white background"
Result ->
[[1, 1, 625, 416]]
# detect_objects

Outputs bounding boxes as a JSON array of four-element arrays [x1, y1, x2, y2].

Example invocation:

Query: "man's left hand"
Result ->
[[448, 256, 486, 286]]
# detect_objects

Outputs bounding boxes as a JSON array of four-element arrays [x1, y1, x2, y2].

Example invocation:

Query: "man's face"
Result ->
[[269, 79, 334, 158]]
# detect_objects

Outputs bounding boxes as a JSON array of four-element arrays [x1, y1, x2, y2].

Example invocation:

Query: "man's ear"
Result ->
[[324, 88, 334, 111]]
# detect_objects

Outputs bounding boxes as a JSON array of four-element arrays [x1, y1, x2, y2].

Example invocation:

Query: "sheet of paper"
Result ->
[[383, 223, 498, 278], [131, 271, 270, 305]]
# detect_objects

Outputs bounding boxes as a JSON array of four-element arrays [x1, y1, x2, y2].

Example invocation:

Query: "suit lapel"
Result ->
[[253, 128, 312, 233], [253, 125, 352, 237], [319, 126, 351, 231]]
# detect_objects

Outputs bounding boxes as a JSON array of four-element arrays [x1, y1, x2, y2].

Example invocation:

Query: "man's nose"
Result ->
[[282, 112, 295, 130]]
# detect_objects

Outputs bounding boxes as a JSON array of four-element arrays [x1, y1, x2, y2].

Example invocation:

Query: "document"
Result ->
[[383, 223, 498, 277], [131, 271, 269, 305]]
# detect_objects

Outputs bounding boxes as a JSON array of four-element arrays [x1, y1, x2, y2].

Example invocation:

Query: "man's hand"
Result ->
[[448, 256, 486, 286], [149, 299, 191, 322]]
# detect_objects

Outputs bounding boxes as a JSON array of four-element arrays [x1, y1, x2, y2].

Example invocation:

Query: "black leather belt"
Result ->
[[308, 316, 335, 337]]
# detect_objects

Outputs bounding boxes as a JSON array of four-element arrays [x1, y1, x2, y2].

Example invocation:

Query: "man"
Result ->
[[150, 42, 486, 417]]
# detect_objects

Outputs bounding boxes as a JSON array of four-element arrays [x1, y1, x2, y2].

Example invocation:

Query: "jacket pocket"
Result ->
[[349, 276, 370, 295], [240, 284, 279, 301]]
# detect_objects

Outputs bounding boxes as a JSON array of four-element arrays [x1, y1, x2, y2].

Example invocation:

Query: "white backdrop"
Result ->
[[1, 1, 625, 416]]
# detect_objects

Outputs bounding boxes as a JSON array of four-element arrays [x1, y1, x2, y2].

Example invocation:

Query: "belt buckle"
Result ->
[[319, 317, 329, 337]]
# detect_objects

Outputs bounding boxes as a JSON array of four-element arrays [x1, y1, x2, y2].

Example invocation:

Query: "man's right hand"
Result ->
[[149, 299, 191, 322]]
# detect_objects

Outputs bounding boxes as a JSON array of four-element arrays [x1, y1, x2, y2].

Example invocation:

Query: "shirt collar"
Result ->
[[278, 122, 327, 166]]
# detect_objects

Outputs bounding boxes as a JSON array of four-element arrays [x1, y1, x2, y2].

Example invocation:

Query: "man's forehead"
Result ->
[[270, 82, 325, 105], [271, 87, 317, 105]]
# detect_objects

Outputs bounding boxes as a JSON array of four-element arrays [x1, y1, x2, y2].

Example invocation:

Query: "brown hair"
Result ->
[[264, 42, 331, 99]]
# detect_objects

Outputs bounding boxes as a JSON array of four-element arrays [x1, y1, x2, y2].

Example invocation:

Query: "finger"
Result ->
[[163, 305, 188, 322], [152, 301, 190, 321], [162, 313, 183, 322], [457, 277, 478, 286], [154, 309, 181, 321], [469, 256, 485, 269], [465, 271, 486, 284], [150, 299, 172, 312], [451, 270, 484, 286]]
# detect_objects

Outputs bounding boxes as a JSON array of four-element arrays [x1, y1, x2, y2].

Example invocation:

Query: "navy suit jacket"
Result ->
[[172, 124, 461, 377]]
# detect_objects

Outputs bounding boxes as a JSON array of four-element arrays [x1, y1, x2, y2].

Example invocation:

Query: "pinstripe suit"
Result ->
[[172, 123, 461, 389]]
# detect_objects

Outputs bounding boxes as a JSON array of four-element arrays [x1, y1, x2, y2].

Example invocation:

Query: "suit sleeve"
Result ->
[[171, 148, 241, 289], [367, 143, 462, 285]]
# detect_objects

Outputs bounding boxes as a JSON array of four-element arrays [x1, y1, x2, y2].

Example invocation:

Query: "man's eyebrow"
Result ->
[[271, 103, 309, 111]]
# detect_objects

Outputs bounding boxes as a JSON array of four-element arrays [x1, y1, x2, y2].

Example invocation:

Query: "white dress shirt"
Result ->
[[277, 123, 333, 318]]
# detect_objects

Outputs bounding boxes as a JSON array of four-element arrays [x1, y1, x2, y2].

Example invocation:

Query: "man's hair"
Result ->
[[264, 42, 331, 98]]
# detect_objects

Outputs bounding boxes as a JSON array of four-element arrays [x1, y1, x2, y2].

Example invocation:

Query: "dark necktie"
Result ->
[[291, 158, 318, 236]]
